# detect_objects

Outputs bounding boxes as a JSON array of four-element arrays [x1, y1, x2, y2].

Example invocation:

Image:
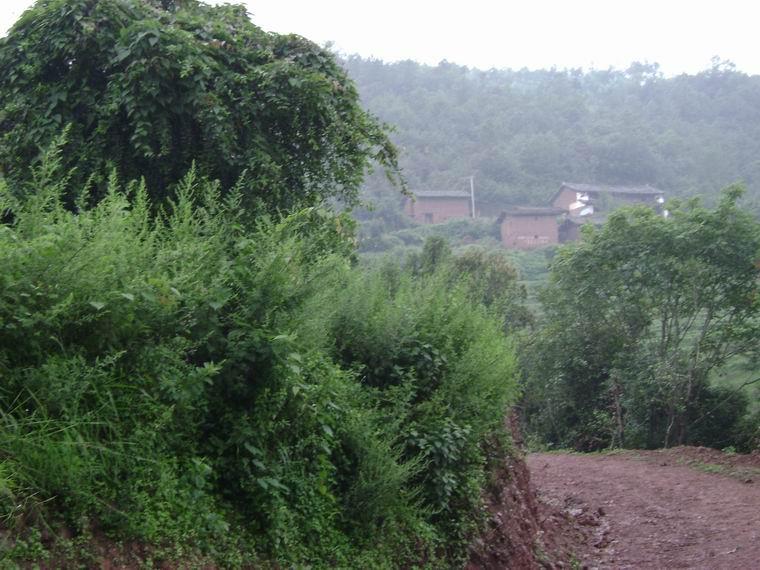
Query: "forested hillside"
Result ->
[[340, 56, 760, 455], [345, 57, 760, 217]]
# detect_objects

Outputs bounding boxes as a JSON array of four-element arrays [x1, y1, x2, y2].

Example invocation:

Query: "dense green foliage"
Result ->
[[0, 154, 519, 565], [0, 0, 401, 210], [345, 57, 760, 228], [6, 2, 759, 564], [0, 4, 527, 564], [522, 188, 760, 451]]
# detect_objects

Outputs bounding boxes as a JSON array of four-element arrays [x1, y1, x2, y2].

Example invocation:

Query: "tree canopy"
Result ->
[[0, 0, 401, 210], [522, 187, 760, 450]]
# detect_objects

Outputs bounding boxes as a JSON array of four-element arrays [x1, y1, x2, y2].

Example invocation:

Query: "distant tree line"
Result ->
[[344, 57, 760, 223]]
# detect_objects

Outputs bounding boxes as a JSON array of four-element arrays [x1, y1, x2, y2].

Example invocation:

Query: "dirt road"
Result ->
[[527, 449, 760, 569]]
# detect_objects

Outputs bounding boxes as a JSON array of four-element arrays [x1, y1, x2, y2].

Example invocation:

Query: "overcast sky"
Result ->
[[2, 0, 759, 76]]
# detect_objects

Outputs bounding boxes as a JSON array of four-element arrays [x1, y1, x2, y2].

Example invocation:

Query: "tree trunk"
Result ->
[[664, 406, 676, 448], [610, 374, 625, 448]]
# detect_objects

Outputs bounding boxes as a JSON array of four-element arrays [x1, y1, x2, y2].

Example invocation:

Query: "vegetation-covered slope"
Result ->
[[0, 2, 530, 566], [345, 57, 760, 217], [0, 155, 523, 567]]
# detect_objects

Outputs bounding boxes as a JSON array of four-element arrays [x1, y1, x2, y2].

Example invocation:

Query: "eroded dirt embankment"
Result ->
[[467, 449, 580, 569], [528, 449, 760, 569], [467, 418, 589, 569]]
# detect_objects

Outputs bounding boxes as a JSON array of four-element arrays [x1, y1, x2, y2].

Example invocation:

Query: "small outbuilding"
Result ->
[[551, 182, 664, 215], [404, 190, 473, 224], [496, 207, 565, 250]]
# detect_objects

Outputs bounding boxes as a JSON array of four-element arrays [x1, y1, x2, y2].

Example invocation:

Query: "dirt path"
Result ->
[[527, 450, 760, 569]]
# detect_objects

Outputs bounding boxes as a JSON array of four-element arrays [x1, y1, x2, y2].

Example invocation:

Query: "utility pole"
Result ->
[[469, 175, 476, 218]]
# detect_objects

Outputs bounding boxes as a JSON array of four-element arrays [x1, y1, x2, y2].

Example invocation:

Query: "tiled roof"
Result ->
[[413, 190, 472, 198], [496, 207, 565, 223], [503, 207, 566, 216], [560, 182, 663, 196]]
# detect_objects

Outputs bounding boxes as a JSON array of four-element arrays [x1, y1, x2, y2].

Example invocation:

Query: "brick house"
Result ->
[[496, 207, 565, 250], [551, 182, 664, 216], [493, 182, 666, 249], [404, 190, 473, 224]]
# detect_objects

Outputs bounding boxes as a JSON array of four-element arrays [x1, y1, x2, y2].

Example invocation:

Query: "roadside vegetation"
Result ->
[[0, 1, 524, 566], [520, 190, 760, 452], [0, 145, 523, 567]]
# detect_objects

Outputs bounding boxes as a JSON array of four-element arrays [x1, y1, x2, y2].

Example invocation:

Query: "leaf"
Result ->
[[243, 442, 261, 456], [120, 293, 135, 301], [113, 47, 131, 64], [89, 301, 106, 310]]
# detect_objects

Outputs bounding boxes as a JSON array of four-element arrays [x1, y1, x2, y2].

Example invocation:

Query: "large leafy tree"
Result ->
[[0, 0, 401, 209], [523, 186, 760, 449]]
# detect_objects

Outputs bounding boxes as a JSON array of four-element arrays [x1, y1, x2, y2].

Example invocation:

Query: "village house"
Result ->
[[404, 190, 473, 224], [497, 182, 665, 250], [496, 207, 565, 250], [551, 182, 664, 216]]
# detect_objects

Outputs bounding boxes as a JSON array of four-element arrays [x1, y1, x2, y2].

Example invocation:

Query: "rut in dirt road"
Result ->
[[527, 451, 760, 570]]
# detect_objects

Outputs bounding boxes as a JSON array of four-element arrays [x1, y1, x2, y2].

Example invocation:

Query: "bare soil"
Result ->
[[528, 448, 760, 569], [468, 416, 592, 569]]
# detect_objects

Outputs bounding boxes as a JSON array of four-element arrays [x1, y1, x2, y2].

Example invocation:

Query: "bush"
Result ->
[[0, 0, 401, 210], [322, 266, 519, 561], [0, 157, 520, 566]]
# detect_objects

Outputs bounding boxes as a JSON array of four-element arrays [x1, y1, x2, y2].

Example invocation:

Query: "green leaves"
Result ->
[[524, 188, 760, 450], [0, 145, 512, 565], [0, 0, 403, 211]]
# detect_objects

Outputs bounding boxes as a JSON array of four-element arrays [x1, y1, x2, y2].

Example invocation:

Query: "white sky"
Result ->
[[2, 0, 759, 75]]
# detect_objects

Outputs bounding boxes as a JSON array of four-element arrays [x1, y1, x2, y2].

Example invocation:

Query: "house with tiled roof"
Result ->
[[497, 182, 665, 250], [496, 207, 565, 250], [404, 190, 474, 224], [552, 182, 664, 216]]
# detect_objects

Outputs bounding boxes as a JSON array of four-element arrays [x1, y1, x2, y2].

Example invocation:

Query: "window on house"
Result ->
[[424, 213, 433, 223]]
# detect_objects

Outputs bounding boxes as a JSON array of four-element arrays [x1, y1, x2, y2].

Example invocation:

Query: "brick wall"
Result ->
[[406, 197, 471, 224], [500, 215, 559, 250]]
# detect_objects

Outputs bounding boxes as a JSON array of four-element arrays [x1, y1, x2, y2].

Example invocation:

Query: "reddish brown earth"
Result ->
[[468, 417, 591, 569], [528, 449, 760, 569]]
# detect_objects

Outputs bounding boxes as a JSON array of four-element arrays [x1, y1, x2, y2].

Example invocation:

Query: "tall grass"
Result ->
[[0, 153, 520, 566]]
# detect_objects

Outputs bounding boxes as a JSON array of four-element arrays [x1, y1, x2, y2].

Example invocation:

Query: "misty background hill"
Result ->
[[344, 57, 760, 228]]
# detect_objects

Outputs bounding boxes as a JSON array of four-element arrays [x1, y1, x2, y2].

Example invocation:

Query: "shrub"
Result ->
[[0, 158, 520, 566], [322, 266, 519, 561]]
